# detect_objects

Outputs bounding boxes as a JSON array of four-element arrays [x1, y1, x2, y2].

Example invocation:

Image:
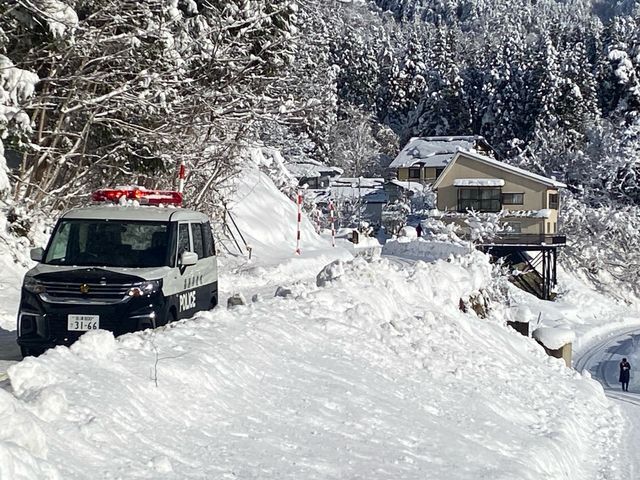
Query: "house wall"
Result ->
[[364, 203, 384, 225], [436, 154, 560, 234], [397, 167, 440, 184]]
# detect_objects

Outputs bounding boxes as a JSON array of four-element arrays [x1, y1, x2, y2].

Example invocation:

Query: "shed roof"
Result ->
[[285, 159, 343, 179], [387, 179, 427, 193], [432, 151, 567, 190], [330, 177, 388, 203]]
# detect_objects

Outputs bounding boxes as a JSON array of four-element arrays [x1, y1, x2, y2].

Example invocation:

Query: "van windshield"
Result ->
[[44, 219, 172, 268]]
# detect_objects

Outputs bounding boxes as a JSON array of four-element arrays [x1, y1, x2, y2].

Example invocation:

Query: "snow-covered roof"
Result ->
[[453, 178, 505, 187], [433, 151, 567, 190], [285, 160, 343, 179], [504, 209, 553, 219], [363, 190, 388, 203], [334, 177, 385, 188], [330, 177, 387, 203], [387, 179, 426, 193], [389, 136, 485, 169], [533, 327, 575, 350]]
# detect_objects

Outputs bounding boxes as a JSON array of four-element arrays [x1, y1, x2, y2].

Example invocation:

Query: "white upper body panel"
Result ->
[[61, 205, 209, 223]]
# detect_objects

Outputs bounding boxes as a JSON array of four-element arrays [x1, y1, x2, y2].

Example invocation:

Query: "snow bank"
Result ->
[[226, 155, 329, 258], [0, 389, 61, 479], [382, 236, 469, 262], [218, 152, 352, 301], [2, 251, 621, 479]]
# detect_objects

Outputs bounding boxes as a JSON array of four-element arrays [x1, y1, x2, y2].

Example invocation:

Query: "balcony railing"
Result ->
[[477, 233, 566, 246]]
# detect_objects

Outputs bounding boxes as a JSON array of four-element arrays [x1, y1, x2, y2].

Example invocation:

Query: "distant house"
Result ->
[[432, 150, 566, 238], [285, 159, 343, 190], [383, 179, 427, 204], [389, 135, 493, 185], [330, 177, 388, 227], [432, 150, 567, 300]]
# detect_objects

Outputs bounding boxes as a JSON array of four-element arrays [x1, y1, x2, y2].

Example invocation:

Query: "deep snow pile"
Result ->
[[382, 234, 469, 262], [217, 156, 352, 301], [0, 250, 623, 479], [0, 153, 635, 479]]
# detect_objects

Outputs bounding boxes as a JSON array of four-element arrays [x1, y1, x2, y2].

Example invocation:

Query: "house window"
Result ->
[[549, 193, 559, 209], [457, 188, 502, 212], [502, 193, 524, 205], [435, 167, 445, 179], [409, 168, 421, 179], [507, 222, 522, 234]]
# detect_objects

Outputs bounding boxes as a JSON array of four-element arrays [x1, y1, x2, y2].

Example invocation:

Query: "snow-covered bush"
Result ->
[[0, 55, 39, 194], [561, 194, 640, 303]]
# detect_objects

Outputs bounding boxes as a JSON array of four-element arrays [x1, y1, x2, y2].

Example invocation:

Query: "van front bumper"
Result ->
[[16, 289, 167, 349]]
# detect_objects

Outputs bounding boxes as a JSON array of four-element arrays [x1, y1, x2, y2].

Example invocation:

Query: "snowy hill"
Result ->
[[0, 161, 634, 479], [1, 249, 623, 479]]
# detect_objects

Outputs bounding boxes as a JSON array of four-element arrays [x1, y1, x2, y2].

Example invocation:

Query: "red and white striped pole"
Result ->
[[295, 190, 302, 255], [177, 160, 186, 193], [329, 199, 336, 247]]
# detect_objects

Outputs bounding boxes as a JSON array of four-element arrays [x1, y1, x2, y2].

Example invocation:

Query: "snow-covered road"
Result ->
[[574, 328, 640, 479]]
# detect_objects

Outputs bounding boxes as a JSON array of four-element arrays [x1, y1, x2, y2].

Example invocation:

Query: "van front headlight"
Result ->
[[127, 280, 162, 297], [23, 276, 46, 294]]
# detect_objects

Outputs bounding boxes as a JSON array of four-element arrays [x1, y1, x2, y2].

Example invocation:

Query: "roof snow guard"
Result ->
[[92, 187, 183, 205]]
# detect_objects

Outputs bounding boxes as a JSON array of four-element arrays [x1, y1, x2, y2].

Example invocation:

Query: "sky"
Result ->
[[0, 156, 639, 479]]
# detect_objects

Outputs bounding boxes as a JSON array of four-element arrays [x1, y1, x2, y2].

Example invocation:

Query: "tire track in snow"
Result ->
[[574, 326, 640, 396]]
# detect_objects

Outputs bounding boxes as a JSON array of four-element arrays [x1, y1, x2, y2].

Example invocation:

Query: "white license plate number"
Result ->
[[68, 315, 100, 331]]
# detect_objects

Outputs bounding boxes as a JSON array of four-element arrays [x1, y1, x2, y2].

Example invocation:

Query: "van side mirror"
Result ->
[[180, 251, 198, 266], [30, 248, 44, 262]]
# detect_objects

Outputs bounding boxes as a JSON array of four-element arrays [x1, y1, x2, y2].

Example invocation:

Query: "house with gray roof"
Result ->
[[389, 136, 493, 185]]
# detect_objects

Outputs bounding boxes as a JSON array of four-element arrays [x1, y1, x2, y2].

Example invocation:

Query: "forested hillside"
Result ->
[[1, 0, 640, 298]]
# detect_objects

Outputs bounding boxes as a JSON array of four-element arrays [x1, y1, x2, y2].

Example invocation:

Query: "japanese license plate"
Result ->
[[68, 314, 100, 331]]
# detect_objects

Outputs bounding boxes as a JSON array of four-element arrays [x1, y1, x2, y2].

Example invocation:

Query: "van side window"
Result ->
[[191, 223, 205, 259], [202, 222, 216, 257], [177, 223, 191, 262], [48, 222, 71, 262]]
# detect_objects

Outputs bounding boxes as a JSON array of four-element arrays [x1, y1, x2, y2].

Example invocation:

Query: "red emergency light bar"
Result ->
[[92, 188, 183, 206]]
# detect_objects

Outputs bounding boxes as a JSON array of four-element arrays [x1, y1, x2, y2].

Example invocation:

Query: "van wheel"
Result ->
[[209, 295, 218, 310], [20, 346, 44, 358]]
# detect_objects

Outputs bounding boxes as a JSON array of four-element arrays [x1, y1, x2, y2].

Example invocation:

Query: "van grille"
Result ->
[[39, 281, 137, 305]]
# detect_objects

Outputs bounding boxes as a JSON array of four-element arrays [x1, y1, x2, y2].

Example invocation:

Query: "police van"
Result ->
[[16, 187, 218, 357]]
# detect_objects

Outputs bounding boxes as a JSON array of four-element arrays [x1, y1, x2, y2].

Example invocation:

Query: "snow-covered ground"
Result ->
[[0, 161, 639, 479]]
